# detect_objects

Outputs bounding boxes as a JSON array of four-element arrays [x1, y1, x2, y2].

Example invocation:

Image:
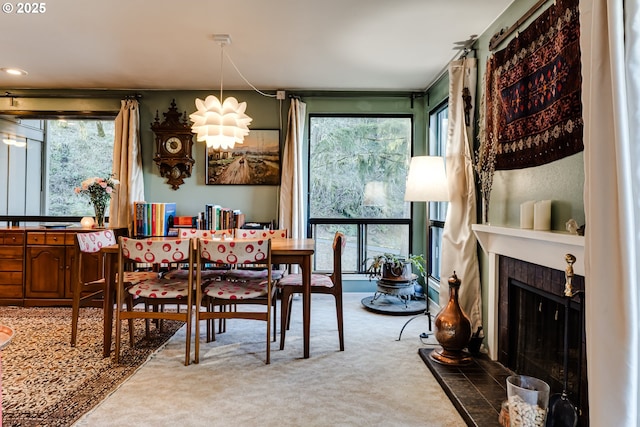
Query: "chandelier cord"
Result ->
[[223, 50, 276, 98], [219, 44, 224, 100]]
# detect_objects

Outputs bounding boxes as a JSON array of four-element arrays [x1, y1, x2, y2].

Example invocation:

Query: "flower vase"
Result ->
[[482, 193, 490, 225], [93, 203, 106, 228]]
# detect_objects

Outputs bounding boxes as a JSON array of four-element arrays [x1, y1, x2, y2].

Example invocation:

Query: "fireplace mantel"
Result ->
[[471, 224, 585, 360]]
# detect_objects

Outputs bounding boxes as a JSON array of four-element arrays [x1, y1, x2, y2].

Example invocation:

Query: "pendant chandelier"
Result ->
[[190, 34, 252, 150]]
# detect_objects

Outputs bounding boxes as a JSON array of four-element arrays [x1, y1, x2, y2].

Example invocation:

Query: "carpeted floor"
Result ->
[[74, 293, 467, 427], [0, 306, 182, 426]]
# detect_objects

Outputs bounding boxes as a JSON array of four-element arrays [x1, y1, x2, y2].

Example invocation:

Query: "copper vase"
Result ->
[[430, 271, 472, 365]]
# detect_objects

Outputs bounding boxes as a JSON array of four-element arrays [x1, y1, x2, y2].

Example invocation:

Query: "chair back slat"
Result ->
[[199, 238, 270, 265], [235, 229, 288, 240], [77, 230, 117, 253], [179, 228, 234, 239], [120, 237, 191, 263]]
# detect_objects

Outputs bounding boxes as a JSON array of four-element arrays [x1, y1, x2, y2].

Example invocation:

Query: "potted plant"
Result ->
[[365, 253, 426, 282]]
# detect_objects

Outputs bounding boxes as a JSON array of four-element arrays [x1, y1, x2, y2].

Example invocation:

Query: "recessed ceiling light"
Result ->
[[1, 67, 28, 76]]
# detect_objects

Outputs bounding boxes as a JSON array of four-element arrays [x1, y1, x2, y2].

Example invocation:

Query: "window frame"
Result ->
[[0, 112, 117, 225], [427, 101, 448, 285], [306, 113, 414, 274]]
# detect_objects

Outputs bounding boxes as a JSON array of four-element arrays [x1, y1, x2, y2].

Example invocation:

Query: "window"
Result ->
[[0, 116, 115, 219], [46, 119, 115, 216], [308, 115, 413, 273], [427, 103, 448, 282]]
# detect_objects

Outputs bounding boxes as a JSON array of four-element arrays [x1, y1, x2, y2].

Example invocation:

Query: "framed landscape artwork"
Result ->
[[206, 129, 281, 185]]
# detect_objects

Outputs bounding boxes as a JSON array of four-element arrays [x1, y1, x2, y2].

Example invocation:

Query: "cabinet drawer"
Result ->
[[46, 233, 66, 245], [0, 246, 23, 258], [0, 271, 23, 285], [27, 232, 46, 244], [0, 259, 23, 271], [1, 232, 24, 245], [65, 233, 77, 245]]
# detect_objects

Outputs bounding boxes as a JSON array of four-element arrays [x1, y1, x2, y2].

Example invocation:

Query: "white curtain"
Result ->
[[278, 98, 306, 240], [110, 99, 145, 234], [580, 0, 640, 425], [440, 58, 483, 334]]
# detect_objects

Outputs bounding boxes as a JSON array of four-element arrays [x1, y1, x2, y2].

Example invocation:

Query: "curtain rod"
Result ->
[[286, 90, 424, 99], [488, 0, 551, 51], [3, 91, 142, 100]]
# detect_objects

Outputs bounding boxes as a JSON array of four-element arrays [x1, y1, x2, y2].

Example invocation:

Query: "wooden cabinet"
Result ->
[[0, 230, 25, 303], [0, 227, 126, 306], [24, 231, 76, 304]]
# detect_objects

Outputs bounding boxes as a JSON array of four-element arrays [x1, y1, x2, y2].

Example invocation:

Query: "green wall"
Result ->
[[136, 90, 286, 223], [424, 0, 586, 324]]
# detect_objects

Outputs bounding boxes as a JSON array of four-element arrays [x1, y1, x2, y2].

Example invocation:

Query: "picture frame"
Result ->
[[205, 129, 281, 185]]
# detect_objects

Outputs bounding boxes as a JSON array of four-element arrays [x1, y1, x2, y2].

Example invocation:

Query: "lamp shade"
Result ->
[[363, 181, 387, 207], [404, 156, 449, 202], [189, 95, 252, 150]]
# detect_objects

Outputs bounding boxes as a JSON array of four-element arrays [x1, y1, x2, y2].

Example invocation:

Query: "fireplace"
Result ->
[[499, 257, 588, 425], [472, 224, 588, 425]]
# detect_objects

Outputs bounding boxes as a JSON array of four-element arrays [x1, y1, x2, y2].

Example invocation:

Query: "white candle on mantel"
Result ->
[[520, 201, 535, 229], [534, 200, 552, 231]]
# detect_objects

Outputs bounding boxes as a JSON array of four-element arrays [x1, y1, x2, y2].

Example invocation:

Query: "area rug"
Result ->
[[0, 306, 182, 427]]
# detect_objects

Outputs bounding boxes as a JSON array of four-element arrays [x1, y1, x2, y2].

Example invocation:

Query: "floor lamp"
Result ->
[[400, 156, 449, 340]]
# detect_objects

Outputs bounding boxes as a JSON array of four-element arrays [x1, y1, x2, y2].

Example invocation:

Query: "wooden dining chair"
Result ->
[[229, 228, 289, 340], [195, 237, 275, 364], [277, 231, 346, 351], [165, 228, 236, 341], [164, 228, 234, 280], [72, 230, 156, 347], [229, 228, 289, 280], [114, 236, 195, 366]]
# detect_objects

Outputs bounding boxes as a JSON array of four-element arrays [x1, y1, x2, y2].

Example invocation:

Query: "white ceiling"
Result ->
[[0, 0, 513, 92]]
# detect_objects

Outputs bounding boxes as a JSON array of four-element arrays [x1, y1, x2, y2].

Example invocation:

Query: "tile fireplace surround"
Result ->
[[472, 224, 585, 360]]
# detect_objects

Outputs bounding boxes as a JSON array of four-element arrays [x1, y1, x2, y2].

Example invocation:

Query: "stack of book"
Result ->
[[203, 204, 245, 230], [133, 202, 177, 237]]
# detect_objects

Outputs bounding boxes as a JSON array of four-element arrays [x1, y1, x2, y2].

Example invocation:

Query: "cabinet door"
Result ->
[[26, 246, 66, 298]]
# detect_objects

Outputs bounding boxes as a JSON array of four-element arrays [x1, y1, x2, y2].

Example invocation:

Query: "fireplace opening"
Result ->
[[508, 278, 588, 424]]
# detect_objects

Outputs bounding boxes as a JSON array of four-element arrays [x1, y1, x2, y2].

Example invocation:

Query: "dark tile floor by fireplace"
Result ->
[[419, 348, 512, 426]]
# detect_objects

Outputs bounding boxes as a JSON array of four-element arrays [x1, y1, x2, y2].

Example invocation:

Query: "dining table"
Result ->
[[101, 237, 316, 359]]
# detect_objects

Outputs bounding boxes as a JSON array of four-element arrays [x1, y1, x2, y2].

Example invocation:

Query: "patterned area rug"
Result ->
[[0, 306, 182, 426], [481, 0, 583, 171]]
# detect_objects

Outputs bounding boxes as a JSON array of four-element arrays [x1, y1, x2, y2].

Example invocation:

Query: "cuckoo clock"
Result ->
[[151, 99, 195, 190]]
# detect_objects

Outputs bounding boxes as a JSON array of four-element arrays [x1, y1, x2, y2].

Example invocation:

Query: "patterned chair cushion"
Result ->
[[77, 230, 116, 253], [235, 229, 288, 240], [178, 229, 234, 240], [128, 278, 190, 299], [225, 268, 286, 281], [199, 239, 269, 264], [121, 237, 191, 263], [277, 273, 334, 288], [122, 271, 159, 284], [164, 269, 226, 280], [203, 279, 269, 300]]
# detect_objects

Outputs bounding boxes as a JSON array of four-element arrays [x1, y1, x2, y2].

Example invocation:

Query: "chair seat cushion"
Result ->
[[204, 279, 268, 300], [164, 269, 227, 280], [225, 268, 286, 281], [123, 271, 159, 284], [277, 273, 334, 288], [127, 278, 189, 299], [92, 271, 157, 287]]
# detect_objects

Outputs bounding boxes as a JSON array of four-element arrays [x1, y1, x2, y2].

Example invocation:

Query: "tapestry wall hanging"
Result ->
[[480, 0, 583, 171]]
